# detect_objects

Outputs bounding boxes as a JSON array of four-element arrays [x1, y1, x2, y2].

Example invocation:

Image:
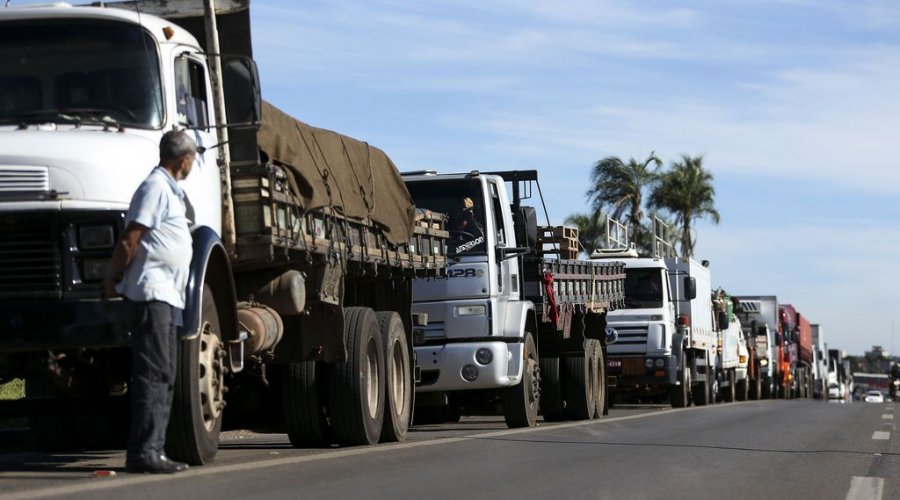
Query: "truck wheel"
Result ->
[[376, 311, 411, 443], [539, 355, 565, 422], [736, 377, 748, 402], [592, 342, 606, 419], [670, 356, 690, 408], [327, 307, 385, 446], [751, 378, 762, 400], [502, 332, 539, 428], [168, 283, 226, 465], [563, 340, 597, 421], [282, 360, 331, 447], [723, 370, 736, 403]]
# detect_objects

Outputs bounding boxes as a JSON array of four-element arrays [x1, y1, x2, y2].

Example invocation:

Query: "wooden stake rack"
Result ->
[[537, 225, 580, 260]]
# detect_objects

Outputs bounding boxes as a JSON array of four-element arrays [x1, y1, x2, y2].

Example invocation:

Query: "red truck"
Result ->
[[779, 304, 814, 399]]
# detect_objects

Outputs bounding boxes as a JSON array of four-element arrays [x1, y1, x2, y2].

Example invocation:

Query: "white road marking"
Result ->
[[882, 414, 893, 420], [845, 476, 884, 500], [871, 431, 890, 440]]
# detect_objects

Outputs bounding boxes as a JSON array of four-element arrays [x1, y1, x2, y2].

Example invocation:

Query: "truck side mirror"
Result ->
[[717, 311, 728, 330], [683, 276, 696, 300], [222, 55, 261, 129]]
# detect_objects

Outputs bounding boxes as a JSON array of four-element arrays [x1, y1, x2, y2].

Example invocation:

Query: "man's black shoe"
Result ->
[[126, 454, 190, 474]]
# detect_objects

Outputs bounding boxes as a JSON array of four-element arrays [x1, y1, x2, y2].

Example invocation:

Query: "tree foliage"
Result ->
[[586, 153, 662, 254], [564, 209, 607, 256], [648, 154, 720, 258]]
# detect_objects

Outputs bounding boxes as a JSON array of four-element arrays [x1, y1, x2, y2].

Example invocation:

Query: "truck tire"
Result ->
[[168, 284, 226, 465], [502, 332, 539, 428], [736, 377, 748, 401], [327, 307, 385, 446], [563, 340, 597, 421], [723, 370, 736, 403], [539, 355, 565, 422], [670, 356, 690, 408], [592, 342, 606, 419], [376, 311, 411, 443], [751, 377, 762, 400], [282, 360, 331, 447]]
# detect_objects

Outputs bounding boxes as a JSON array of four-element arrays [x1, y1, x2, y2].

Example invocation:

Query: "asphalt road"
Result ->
[[0, 399, 895, 500]]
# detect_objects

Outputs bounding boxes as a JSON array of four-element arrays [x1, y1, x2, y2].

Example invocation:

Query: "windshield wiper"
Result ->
[[57, 108, 124, 131], [0, 110, 81, 127]]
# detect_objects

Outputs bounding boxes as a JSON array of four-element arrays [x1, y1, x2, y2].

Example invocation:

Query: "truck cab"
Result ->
[[403, 171, 528, 393], [600, 255, 677, 386]]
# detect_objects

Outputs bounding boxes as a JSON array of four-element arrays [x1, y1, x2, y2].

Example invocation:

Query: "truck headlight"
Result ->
[[78, 225, 115, 249], [461, 364, 479, 381], [475, 348, 493, 365], [645, 358, 654, 369], [82, 258, 111, 282], [655, 358, 665, 368], [456, 305, 486, 316]]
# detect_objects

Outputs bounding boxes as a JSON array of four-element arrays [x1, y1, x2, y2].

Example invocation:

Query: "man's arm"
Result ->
[[102, 221, 150, 299]]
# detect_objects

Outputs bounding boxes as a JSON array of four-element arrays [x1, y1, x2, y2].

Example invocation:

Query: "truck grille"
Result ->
[[0, 165, 50, 193], [608, 327, 648, 354], [0, 216, 62, 297]]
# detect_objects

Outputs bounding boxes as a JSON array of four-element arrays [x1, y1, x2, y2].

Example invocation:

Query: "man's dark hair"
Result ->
[[159, 130, 197, 161]]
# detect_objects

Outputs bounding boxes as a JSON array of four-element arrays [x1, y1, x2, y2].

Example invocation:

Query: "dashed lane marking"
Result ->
[[882, 414, 893, 420], [845, 476, 884, 500], [871, 431, 890, 440]]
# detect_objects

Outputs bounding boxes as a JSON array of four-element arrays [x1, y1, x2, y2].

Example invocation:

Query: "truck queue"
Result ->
[[0, 0, 833, 469]]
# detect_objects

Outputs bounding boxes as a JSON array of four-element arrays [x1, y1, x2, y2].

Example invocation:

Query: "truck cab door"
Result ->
[[487, 180, 519, 332], [173, 51, 220, 231]]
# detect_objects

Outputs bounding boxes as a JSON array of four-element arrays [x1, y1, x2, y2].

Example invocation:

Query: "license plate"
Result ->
[[622, 357, 645, 376], [607, 359, 622, 368]]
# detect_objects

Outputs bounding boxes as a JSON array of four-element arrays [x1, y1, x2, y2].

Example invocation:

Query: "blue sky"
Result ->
[[254, 0, 900, 357], [18, 1, 900, 355]]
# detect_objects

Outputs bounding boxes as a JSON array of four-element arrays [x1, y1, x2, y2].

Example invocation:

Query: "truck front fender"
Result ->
[[181, 226, 238, 343], [500, 300, 535, 340]]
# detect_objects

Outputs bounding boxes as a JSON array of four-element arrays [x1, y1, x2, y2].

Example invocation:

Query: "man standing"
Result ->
[[104, 130, 197, 474]]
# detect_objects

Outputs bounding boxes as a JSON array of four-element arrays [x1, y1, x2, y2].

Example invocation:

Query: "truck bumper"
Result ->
[[415, 341, 522, 392], [606, 354, 677, 386], [1, 299, 130, 352]]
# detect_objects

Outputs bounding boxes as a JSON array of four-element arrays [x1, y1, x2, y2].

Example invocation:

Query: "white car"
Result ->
[[864, 391, 885, 403]]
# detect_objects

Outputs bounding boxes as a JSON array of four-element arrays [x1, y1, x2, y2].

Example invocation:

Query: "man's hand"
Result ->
[[104, 222, 150, 300]]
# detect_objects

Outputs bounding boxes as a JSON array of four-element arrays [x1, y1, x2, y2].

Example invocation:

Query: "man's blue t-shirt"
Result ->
[[116, 166, 192, 309]]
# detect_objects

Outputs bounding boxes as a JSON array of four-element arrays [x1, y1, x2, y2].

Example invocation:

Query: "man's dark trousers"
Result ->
[[126, 300, 178, 461]]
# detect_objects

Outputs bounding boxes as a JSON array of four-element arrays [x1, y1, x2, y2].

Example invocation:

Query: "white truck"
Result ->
[[0, 1, 449, 462], [402, 170, 625, 427], [592, 242, 719, 408], [734, 295, 783, 399], [811, 324, 827, 399], [712, 290, 749, 402]]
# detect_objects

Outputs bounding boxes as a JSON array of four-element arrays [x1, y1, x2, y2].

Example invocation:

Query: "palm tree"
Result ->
[[648, 154, 720, 258], [564, 209, 607, 256], [587, 153, 662, 254]]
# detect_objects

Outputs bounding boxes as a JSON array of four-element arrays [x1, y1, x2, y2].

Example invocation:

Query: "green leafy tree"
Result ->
[[564, 209, 607, 256], [648, 154, 720, 258], [587, 153, 662, 254]]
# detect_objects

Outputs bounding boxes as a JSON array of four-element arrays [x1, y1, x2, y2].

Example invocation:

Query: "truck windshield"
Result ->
[[623, 268, 664, 308], [0, 19, 163, 128], [405, 178, 487, 256]]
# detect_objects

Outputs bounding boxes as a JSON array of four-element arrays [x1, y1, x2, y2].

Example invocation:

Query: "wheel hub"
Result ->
[[198, 321, 226, 431]]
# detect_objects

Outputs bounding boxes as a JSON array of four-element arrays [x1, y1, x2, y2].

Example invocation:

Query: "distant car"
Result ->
[[864, 391, 885, 403]]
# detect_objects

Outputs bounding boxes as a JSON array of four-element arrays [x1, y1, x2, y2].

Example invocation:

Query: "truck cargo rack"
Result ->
[[230, 163, 447, 276], [536, 225, 580, 260]]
